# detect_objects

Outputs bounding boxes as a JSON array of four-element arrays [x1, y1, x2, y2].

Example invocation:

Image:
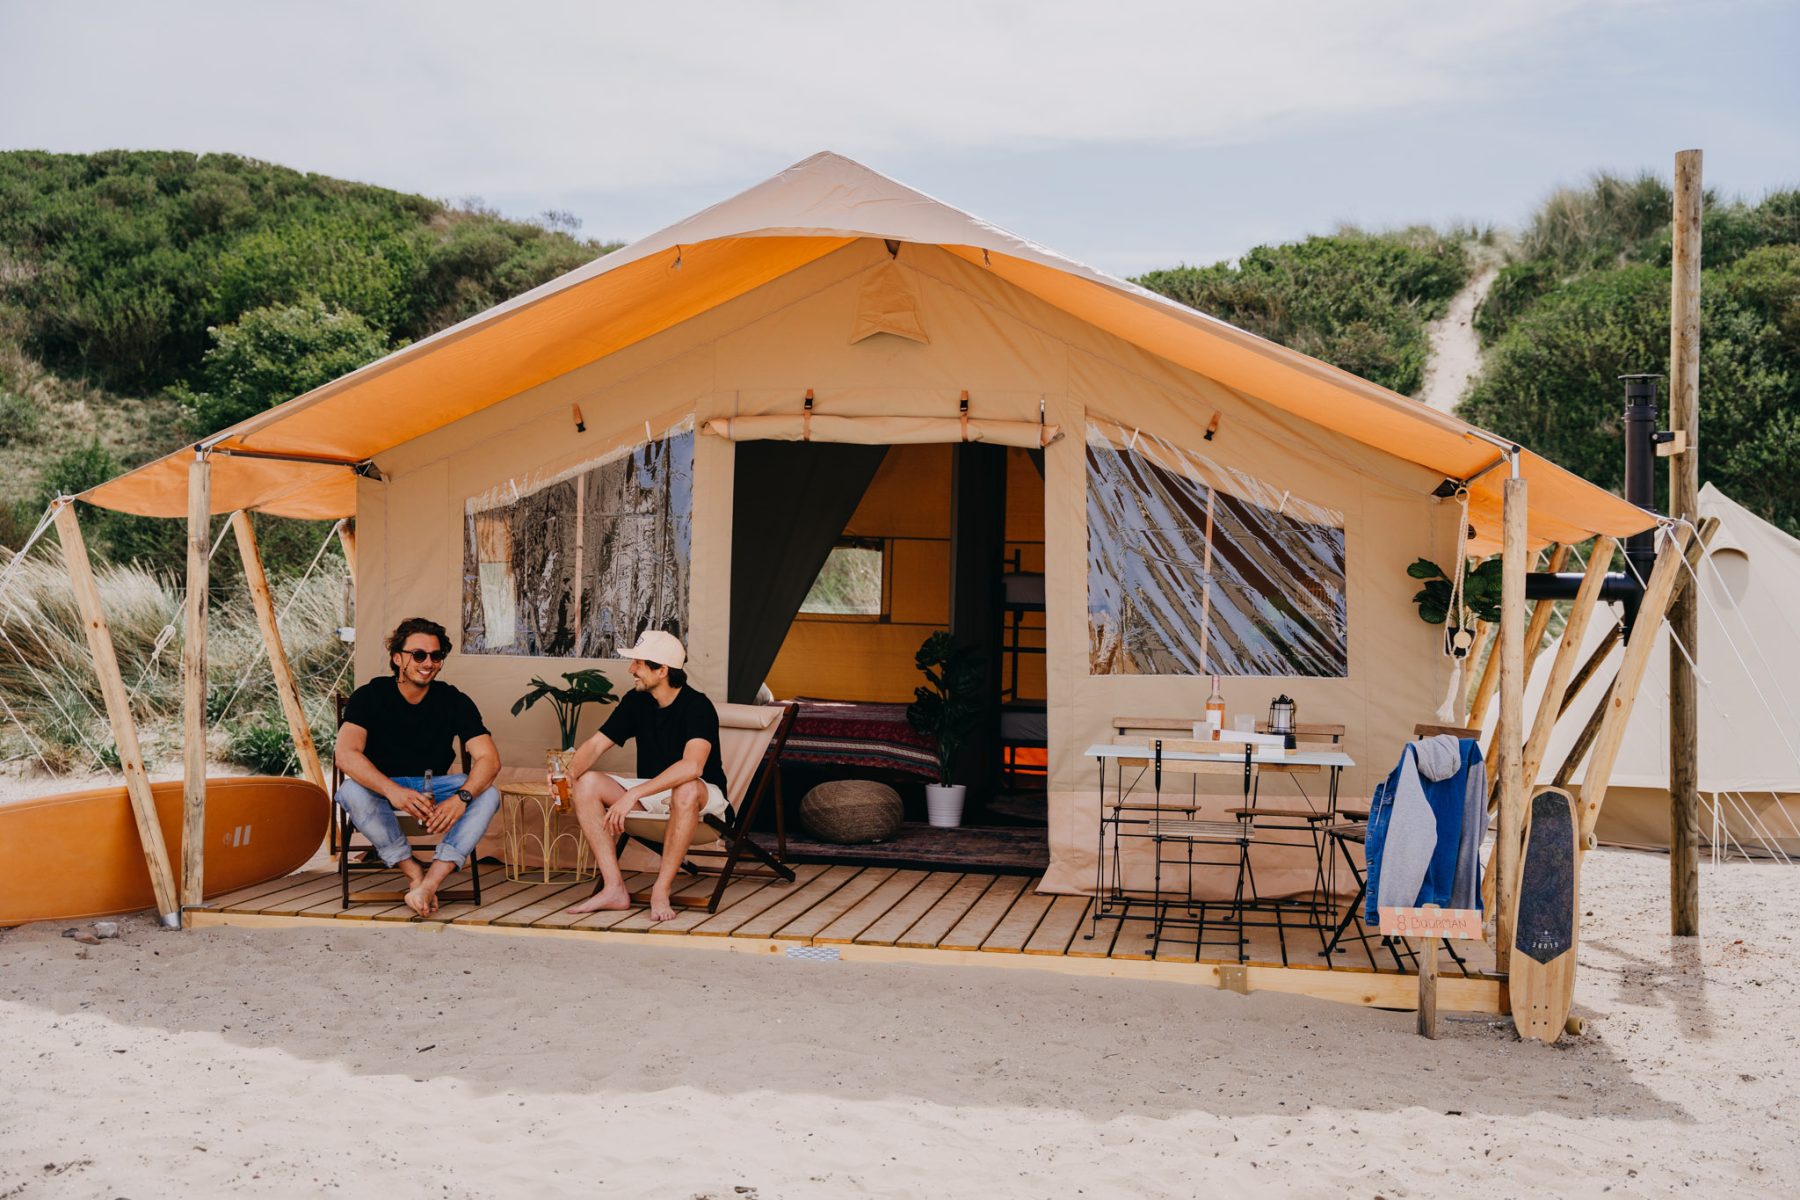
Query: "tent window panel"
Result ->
[[461, 427, 693, 657], [799, 539, 886, 617], [1086, 425, 1347, 678]]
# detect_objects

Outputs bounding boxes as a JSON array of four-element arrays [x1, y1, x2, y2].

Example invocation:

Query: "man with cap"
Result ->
[[562, 630, 730, 922]]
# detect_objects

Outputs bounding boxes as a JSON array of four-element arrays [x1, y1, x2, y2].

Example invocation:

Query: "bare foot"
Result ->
[[648, 890, 677, 923], [404, 886, 432, 917], [565, 885, 632, 915], [398, 857, 426, 889]]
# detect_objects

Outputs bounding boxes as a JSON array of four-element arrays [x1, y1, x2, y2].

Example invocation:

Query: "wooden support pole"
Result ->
[[1466, 621, 1503, 728], [1669, 148, 1704, 937], [335, 519, 357, 581], [1416, 905, 1441, 1040], [52, 501, 182, 928], [1521, 537, 1615, 788], [1560, 624, 1622, 718], [181, 456, 210, 909], [1578, 526, 1694, 842], [1482, 544, 1570, 771], [1460, 621, 1491, 717], [231, 511, 326, 790], [1496, 476, 1528, 974]]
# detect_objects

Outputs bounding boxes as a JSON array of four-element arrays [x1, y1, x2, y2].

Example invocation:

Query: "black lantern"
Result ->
[[1269, 694, 1297, 749]]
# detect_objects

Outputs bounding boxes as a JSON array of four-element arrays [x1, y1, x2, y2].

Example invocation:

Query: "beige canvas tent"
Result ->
[[1520, 484, 1800, 857], [78, 151, 1656, 895]]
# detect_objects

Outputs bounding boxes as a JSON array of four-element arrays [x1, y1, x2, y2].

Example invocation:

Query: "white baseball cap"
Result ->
[[616, 630, 687, 670]]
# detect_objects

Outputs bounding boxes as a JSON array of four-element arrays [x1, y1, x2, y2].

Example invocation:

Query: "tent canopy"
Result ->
[[81, 151, 1653, 551]]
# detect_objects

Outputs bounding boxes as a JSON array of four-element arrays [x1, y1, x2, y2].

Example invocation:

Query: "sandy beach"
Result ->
[[2, 846, 1796, 1198]]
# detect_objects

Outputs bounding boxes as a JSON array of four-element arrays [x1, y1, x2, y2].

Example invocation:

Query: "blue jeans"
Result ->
[[333, 773, 500, 870]]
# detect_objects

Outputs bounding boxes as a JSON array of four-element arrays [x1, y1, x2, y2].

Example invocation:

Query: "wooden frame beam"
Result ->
[[182, 456, 210, 908], [231, 511, 326, 790], [52, 500, 182, 927]]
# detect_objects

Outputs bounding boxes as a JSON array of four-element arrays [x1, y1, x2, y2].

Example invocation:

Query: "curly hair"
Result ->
[[386, 617, 452, 674]]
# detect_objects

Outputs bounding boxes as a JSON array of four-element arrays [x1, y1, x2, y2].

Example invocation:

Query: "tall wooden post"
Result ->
[[231, 511, 327, 790], [182, 455, 210, 909], [1669, 149, 1703, 936], [52, 501, 183, 928], [335, 519, 357, 581], [1496, 474, 1528, 973]]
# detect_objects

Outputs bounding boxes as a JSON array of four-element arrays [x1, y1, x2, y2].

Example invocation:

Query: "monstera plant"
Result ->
[[1408, 556, 1503, 636], [510, 668, 617, 750]]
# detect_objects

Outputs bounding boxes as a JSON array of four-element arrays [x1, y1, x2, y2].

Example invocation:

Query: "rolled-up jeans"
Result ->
[[333, 773, 500, 870]]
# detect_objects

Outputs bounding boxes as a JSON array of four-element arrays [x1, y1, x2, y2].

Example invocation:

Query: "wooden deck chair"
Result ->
[[614, 700, 799, 913], [331, 694, 482, 909]]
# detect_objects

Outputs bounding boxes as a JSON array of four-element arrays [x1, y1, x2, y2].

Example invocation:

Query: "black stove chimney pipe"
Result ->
[[1523, 374, 1665, 637]]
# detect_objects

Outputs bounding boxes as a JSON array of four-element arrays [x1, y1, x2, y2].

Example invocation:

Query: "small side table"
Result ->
[[498, 781, 594, 884]]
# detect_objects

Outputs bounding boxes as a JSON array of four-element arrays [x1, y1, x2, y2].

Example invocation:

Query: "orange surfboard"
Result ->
[[0, 776, 328, 927]]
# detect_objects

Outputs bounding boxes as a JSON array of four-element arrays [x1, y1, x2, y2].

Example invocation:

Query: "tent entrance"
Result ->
[[729, 442, 1048, 871]]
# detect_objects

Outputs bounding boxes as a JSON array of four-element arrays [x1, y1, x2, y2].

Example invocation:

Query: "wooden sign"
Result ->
[[1379, 906, 1484, 941]]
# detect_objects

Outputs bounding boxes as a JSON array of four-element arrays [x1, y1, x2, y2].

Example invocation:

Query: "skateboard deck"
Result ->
[[1509, 786, 1580, 1043]]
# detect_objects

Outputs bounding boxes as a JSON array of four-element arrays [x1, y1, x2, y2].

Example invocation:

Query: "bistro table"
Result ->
[[1083, 740, 1355, 961]]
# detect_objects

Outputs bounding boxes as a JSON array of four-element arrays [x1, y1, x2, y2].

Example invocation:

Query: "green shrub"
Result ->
[[0, 390, 40, 445], [1136, 229, 1471, 396], [1473, 260, 1561, 346], [226, 714, 299, 776], [178, 299, 393, 435]]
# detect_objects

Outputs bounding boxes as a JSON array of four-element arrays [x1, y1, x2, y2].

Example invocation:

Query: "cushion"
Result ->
[[800, 780, 903, 845]]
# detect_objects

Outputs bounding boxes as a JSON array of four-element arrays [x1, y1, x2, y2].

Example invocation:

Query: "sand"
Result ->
[[1418, 264, 1498, 416], [2, 846, 1797, 1199]]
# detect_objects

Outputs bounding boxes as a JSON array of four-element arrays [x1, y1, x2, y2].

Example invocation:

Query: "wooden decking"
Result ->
[[189, 864, 1505, 1014]]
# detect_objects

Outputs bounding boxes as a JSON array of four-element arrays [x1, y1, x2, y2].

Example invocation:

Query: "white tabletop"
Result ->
[[1083, 742, 1355, 769]]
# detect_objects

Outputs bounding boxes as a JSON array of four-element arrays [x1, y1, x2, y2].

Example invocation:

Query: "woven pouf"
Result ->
[[800, 780, 904, 845]]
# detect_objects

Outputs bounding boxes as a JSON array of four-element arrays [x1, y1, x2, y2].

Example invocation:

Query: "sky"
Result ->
[[2, 0, 1796, 276]]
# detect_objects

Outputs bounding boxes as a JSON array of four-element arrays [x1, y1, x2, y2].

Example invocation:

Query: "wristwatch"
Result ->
[[454, 788, 474, 804]]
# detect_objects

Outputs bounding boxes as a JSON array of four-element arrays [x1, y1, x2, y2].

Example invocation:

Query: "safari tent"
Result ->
[[1523, 483, 1800, 857], [77, 151, 1655, 897]]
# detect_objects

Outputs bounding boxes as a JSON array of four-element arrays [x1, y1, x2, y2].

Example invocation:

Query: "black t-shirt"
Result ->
[[341, 676, 489, 778], [598, 687, 728, 793]]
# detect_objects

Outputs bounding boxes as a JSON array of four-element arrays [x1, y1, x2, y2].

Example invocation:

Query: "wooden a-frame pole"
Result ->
[[181, 455, 210, 909], [1521, 536, 1615, 789], [1481, 543, 1570, 772], [1669, 148, 1704, 936], [231, 511, 326, 790], [53, 500, 183, 928], [1578, 525, 1694, 843], [1495, 474, 1528, 974]]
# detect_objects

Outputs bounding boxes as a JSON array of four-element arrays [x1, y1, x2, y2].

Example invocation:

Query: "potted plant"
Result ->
[[906, 631, 985, 828], [1408, 557, 1502, 656], [510, 668, 618, 751]]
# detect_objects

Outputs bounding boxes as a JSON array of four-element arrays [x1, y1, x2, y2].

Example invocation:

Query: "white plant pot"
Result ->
[[925, 783, 966, 828]]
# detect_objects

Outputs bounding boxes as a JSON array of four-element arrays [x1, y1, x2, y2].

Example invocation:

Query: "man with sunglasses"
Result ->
[[334, 617, 503, 916]]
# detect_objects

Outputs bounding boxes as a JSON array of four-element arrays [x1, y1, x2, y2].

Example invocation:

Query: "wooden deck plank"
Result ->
[[569, 874, 664, 930], [941, 876, 1031, 951], [815, 870, 930, 945], [460, 881, 575, 926], [980, 888, 1055, 953], [490, 882, 592, 928], [853, 872, 963, 946], [771, 868, 898, 941], [646, 875, 781, 935], [1108, 917, 1159, 960], [897, 874, 997, 949], [531, 873, 656, 929], [726, 866, 865, 940], [1024, 896, 1092, 956], [687, 864, 830, 936], [207, 868, 331, 911], [227, 871, 343, 913], [424, 879, 536, 925], [259, 874, 365, 915]]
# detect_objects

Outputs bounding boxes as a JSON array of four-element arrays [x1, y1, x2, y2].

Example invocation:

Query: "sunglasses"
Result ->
[[402, 649, 448, 663]]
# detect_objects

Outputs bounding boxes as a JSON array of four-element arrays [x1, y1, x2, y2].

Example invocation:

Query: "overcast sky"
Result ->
[[3, 0, 1795, 275]]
